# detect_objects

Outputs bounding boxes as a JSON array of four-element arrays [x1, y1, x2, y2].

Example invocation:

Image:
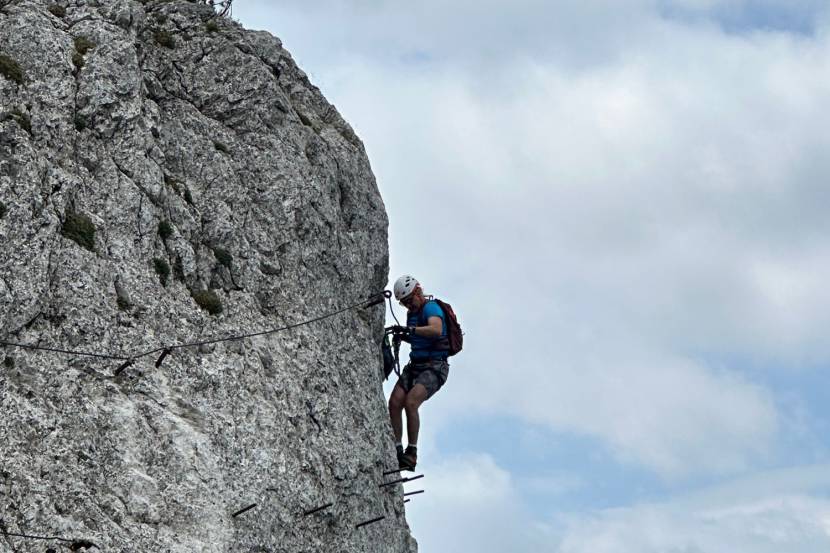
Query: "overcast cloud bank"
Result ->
[[332, 19, 830, 475]]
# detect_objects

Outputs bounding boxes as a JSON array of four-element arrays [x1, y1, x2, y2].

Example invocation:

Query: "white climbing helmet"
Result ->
[[394, 275, 419, 301]]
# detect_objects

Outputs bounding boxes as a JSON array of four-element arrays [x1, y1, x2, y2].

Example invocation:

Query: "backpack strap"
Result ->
[[417, 299, 449, 358]]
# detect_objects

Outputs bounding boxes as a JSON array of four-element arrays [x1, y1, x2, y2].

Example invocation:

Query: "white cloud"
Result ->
[[406, 456, 830, 553], [558, 496, 830, 553], [556, 465, 830, 553], [326, 25, 830, 357], [432, 332, 778, 477], [236, 0, 830, 479], [553, 464, 830, 552], [405, 453, 549, 552]]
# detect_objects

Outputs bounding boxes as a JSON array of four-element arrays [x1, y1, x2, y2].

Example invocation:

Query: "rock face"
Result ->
[[0, 1, 415, 551]]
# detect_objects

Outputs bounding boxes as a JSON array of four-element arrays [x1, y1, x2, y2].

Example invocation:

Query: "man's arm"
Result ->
[[411, 316, 443, 338]]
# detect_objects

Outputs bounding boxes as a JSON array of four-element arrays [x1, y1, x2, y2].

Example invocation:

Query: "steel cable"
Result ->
[[0, 292, 389, 370]]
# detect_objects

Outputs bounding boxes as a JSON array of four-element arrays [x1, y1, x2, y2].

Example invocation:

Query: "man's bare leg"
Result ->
[[404, 383, 429, 447], [388, 384, 407, 443]]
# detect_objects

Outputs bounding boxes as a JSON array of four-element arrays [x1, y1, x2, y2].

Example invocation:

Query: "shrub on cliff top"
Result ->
[[201, 0, 234, 18], [0, 53, 24, 85], [61, 211, 96, 251]]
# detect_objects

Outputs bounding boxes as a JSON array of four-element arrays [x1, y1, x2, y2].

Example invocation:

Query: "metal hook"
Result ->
[[379, 474, 424, 488], [155, 348, 172, 368], [113, 359, 134, 376], [355, 515, 385, 529], [303, 503, 334, 517], [231, 503, 257, 518]]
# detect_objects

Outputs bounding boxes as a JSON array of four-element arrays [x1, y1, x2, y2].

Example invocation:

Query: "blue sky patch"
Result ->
[[659, 0, 826, 35]]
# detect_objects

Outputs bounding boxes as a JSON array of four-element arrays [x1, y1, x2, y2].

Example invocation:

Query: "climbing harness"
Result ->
[[382, 326, 404, 380]]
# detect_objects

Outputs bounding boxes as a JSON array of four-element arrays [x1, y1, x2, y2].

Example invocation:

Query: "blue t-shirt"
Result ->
[[408, 300, 448, 360]]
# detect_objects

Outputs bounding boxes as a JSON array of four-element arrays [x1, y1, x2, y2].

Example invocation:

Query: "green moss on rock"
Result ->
[[164, 175, 194, 204], [191, 289, 222, 315], [173, 256, 185, 282], [74, 36, 95, 56], [0, 53, 24, 85], [0, 202, 7, 219], [154, 29, 175, 49], [48, 4, 66, 18], [72, 36, 96, 71], [164, 174, 182, 194], [212, 247, 232, 269], [153, 257, 170, 286], [61, 211, 96, 251], [11, 108, 31, 135], [158, 220, 173, 240]]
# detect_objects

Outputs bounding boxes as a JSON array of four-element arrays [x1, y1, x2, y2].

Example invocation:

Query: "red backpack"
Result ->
[[432, 298, 464, 356]]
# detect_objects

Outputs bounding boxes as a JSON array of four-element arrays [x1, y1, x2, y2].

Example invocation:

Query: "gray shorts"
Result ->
[[397, 358, 449, 399]]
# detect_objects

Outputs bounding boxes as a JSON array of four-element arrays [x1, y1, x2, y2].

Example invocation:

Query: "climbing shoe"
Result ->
[[399, 446, 417, 471], [396, 445, 405, 466]]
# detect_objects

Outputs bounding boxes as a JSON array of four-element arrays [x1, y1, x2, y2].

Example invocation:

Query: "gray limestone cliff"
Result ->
[[0, 1, 416, 551]]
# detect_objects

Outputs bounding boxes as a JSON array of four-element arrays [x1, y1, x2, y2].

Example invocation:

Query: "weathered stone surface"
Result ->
[[0, 1, 411, 551]]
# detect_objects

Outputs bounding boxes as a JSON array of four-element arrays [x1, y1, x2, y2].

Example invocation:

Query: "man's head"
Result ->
[[394, 274, 424, 310]]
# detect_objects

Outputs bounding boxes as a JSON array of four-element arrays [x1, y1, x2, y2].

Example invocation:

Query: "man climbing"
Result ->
[[387, 275, 450, 471]]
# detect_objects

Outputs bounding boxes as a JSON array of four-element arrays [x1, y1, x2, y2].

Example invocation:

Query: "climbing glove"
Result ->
[[390, 325, 413, 340]]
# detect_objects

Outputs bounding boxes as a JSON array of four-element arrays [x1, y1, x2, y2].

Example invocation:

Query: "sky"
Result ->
[[232, 2, 830, 551]]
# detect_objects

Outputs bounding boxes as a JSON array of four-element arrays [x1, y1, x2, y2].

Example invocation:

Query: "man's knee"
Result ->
[[404, 388, 427, 412], [389, 387, 406, 410]]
